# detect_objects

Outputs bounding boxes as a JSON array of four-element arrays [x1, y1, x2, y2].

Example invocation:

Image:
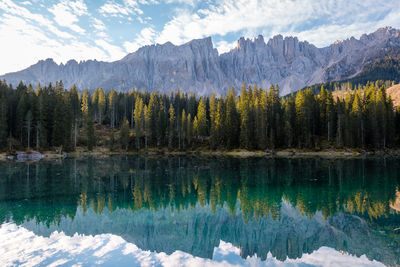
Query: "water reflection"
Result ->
[[0, 157, 399, 265]]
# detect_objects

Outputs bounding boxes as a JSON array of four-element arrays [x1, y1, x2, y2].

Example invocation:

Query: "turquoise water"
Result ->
[[0, 157, 399, 266]]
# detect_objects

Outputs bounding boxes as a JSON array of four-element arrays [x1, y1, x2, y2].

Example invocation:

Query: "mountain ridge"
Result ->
[[2, 26, 400, 95]]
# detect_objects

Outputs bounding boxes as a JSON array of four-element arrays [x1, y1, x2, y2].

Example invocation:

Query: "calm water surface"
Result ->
[[0, 156, 399, 266]]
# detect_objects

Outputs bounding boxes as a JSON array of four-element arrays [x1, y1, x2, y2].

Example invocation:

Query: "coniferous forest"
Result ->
[[0, 79, 399, 152]]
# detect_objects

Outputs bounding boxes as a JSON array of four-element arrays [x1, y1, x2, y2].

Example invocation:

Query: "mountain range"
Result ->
[[1, 26, 400, 96]]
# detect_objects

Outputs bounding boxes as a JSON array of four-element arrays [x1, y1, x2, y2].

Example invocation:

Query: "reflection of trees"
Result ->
[[0, 157, 399, 226]]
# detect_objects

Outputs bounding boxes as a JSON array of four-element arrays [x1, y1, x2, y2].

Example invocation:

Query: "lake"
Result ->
[[0, 156, 399, 266]]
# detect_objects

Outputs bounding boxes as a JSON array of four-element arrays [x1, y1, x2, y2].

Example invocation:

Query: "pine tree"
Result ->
[[36, 86, 48, 149], [120, 119, 130, 151], [351, 92, 363, 147], [168, 104, 175, 150], [81, 89, 89, 118], [181, 109, 187, 149], [215, 100, 225, 146], [147, 93, 159, 146], [98, 89, 106, 125], [209, 94, 217, 149], [186, 113, 192, 146], [70, 85, 80, 149], [16, 93, 27, 144], [239, 85, 252, 149], [25, 110, 33, 150], [157, 100, 166, 147], [63, 93, 73, 151], [53, 94, 66, 149], [225, 87, 239, 149], [375, 88, 387, 148], [134, 97, 144, 150], [109, 90, 117, 128], [0, 84, 8, 148], [283, 95, 296, 148], [195, 98, 208, 139], [86, 110, 96, 151], [144, 105, 150, 149]]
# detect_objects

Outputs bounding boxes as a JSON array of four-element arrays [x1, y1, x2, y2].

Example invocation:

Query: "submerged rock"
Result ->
[[16, 151, 43, 161]]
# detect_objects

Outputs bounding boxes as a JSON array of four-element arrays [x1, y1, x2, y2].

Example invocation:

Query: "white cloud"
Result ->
[[0, 0, 74, 39], [48, 0, 88, 34], [92, 18, 106, 31], [1, 0, 400, 76], [139, 0, 159, 4], [0, 1, 128, 75], [215, 40, 236, 54], [95, 39, 126, 59], [99, 0, 143, 17], [155, 0, 400, 48], [0, 14, 108, 75], [164, 0, 199, 7], [123, 27, 157, 52]]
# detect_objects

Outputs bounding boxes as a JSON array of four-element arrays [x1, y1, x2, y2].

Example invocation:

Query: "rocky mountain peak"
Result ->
[[1, 27, 400, 96]]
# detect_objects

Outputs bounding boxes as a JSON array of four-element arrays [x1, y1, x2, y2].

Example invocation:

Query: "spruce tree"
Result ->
[[25, 110, 33, 150], [225, 87, 239, 149], [0, 84, 8, 148], [98, 89, 106, 125], [134, 97, 144, 149], [86, 111, 96, 151], [196, 98, 208, 139], [168, 104, 175, 150], [120, 119, 130, 151]]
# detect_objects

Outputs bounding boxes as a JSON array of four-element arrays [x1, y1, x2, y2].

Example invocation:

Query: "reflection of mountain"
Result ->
[[0, 157, 400, 265], [0, 224, 383, 267], [19, 201, 399, 265]]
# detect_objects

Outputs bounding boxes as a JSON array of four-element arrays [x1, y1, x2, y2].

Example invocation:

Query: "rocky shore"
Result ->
[[1, 148, 400, 161]]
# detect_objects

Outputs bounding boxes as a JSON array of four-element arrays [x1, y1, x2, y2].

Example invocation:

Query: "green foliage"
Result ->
[[86, 111, 96, 151], [120, 119, 130, 151], [0, 79, 399, 152]]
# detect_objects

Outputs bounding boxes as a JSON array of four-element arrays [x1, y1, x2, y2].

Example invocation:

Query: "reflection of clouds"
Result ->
[[0, 223, 383, 267]]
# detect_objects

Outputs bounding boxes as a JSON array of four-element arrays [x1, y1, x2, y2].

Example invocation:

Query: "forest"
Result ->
[[0, 79, 399, 152]]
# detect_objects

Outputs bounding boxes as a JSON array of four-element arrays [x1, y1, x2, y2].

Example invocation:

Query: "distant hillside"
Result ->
[[331, 83, 400, 107], [387, 84, 400, 107], [348, 56, 400, 85], [301, 56, 400, 94]]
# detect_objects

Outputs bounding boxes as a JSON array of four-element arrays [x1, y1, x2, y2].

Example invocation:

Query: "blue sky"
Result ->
[[0, 0, 400, 75]]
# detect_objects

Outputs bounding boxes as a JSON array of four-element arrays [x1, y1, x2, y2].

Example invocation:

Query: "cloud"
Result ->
[[155, 0, 400, 48], [164, 0, 199, 7], [123, 27, 157, 52], [48, 0, 88, 34], [0, 13, 109, 75], [92, 18, 106, 31], [0, 0, 127, 75], [214, 40, 236, 54], [95, 39, 126, 59], [1, 0, 400, 76], [99, 0, 143, 17], [0, 0, 74, 39]]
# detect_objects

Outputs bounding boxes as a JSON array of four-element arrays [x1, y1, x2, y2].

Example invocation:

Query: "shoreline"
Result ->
[[1, 148, 400, 161]]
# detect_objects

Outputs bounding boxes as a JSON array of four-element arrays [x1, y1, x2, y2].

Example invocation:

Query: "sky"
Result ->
[[0, 0, 400, 75]]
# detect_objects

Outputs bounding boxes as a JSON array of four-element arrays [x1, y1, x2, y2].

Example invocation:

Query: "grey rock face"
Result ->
[[2, 27, 400, 96]]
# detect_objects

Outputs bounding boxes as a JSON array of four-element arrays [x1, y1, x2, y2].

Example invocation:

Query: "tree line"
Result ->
[[0, 79, 399, 152]]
